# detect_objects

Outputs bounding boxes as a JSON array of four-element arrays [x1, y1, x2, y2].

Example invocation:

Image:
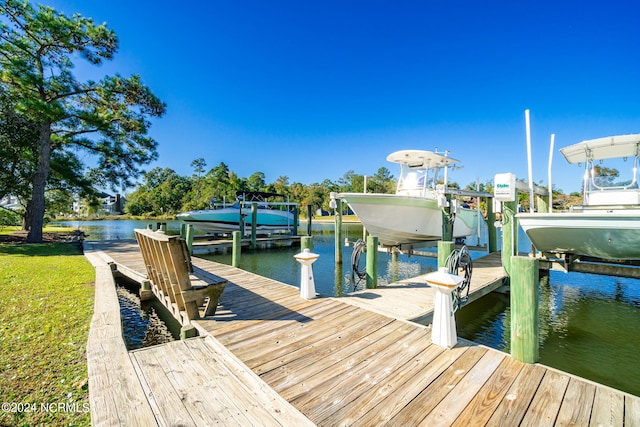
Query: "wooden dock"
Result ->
[[342, 251, 506, 324], [86, 241, 640, 426]]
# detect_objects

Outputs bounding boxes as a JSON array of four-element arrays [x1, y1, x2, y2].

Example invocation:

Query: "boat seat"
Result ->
[[134, 228, 227, 326]]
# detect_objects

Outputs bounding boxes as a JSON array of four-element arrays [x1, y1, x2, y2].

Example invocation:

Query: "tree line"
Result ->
[[124, 160, 398, 216]]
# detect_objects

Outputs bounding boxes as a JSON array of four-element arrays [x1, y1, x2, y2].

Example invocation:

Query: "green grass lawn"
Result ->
[[0, 243, 95, 427]]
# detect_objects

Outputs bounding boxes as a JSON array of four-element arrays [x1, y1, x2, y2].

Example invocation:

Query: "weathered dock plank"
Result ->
[[450, 356, 524, 426], [89, 240, 640, 426], [486, 363, 547, 426], [130, 337, 314, 426]]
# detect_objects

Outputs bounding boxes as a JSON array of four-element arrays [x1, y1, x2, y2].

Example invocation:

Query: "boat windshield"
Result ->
[[587, 156, 638, 190], [396, 165, 440, 196]]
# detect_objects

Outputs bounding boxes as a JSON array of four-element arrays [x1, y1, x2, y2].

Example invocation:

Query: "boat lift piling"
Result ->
[[301, 235, 313, 252], [330, 193, 343, 265], [250, 202, 258, 250], [306, 204, 313, 236], [366, 236, 378, 288], [179, 223, 195, 254], [494, 172, 549, 364], [232, 231, 241, 267]]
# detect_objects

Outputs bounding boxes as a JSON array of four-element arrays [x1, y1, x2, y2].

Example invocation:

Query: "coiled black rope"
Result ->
[[444, 245, 473, 312], [351, 239, 367, 290]]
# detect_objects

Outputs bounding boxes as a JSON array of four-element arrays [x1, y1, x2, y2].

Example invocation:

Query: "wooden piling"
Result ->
[[501, 200, 518, 277], [232, 231, 241, 268], [510, 256, 539, 363], [441, 194, 453, 242], [292, 206, 299, 236], [486, 197, 497, 253], [251, 202, 258, 250], [437, 241, 455, 269], [366, 236, 378, 288], [306, 204, 313, 236], [536, 194, 548, 214], [301, 235, 313, 252], [184, 224, 194, 254], [239, 204, 245, 237], [335, 198, 343, 264]]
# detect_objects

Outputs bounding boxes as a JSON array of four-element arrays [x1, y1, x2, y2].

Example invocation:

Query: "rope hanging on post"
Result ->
[[445, 245, 473, 312]]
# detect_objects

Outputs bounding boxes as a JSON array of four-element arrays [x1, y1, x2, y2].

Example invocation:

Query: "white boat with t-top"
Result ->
[[518, 134, 640, 261], [177, 191, 298, 234], [338, 150, 480, 247]]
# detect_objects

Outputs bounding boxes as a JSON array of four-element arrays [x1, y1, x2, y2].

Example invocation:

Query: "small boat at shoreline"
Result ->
[[177, 191, 298, 235], [518, 134, 640, 261], [339, 150, 480, 247]]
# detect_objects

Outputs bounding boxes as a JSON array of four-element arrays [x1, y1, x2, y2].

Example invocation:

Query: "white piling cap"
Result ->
[[294, 248, 320, 261], [424, 267, 465, 288]]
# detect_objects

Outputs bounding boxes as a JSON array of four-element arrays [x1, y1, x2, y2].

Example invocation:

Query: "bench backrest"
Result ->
[[134, 228, 194, 311]]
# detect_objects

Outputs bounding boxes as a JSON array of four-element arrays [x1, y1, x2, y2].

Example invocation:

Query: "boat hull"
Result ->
[[517, 210, 640, 260], [177, 207, 297, 234], [339, 193, 479, 246]]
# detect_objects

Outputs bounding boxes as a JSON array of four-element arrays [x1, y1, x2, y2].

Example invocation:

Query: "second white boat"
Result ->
[[339, 150, 480, 247]]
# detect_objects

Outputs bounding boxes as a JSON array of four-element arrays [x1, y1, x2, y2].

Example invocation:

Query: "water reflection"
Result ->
[[116, 279, 181, 350]]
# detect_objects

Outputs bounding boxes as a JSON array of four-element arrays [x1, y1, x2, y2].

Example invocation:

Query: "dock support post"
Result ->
[[301, 235, 313, 252], [438, 241, 455, 269], [366, 236, 378, 288], [239, 204, 245, 237], [180, 324, 198, 340], [442, 194, 453, 242], [292, 206, 299, 236], [307, 204, 313, 236], [486, 197, 497, 253], [232, 231, 241, 268], [250, 202, 257, 250], [501, 200, 518, 278], [334, 198, 343, 264], [536, 194, 548, 215], [510, 256, 539, 363], [180, 222, 186, 237], [185, 224, 194, 254]]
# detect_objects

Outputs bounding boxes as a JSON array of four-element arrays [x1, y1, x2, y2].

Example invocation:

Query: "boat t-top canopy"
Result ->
[[386, 150, 459, 168], [560, 134, 640, 164]]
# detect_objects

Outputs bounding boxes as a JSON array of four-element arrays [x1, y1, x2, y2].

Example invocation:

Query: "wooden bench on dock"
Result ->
[[134, 228, 227, 326]]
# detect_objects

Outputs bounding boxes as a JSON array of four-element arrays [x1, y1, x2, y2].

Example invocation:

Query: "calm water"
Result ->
[[56, 219, 640, 396], [116, 279, 181, 350]]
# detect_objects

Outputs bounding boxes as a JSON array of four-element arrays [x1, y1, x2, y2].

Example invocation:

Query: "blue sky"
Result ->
[[44, 0, 639, 194]]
